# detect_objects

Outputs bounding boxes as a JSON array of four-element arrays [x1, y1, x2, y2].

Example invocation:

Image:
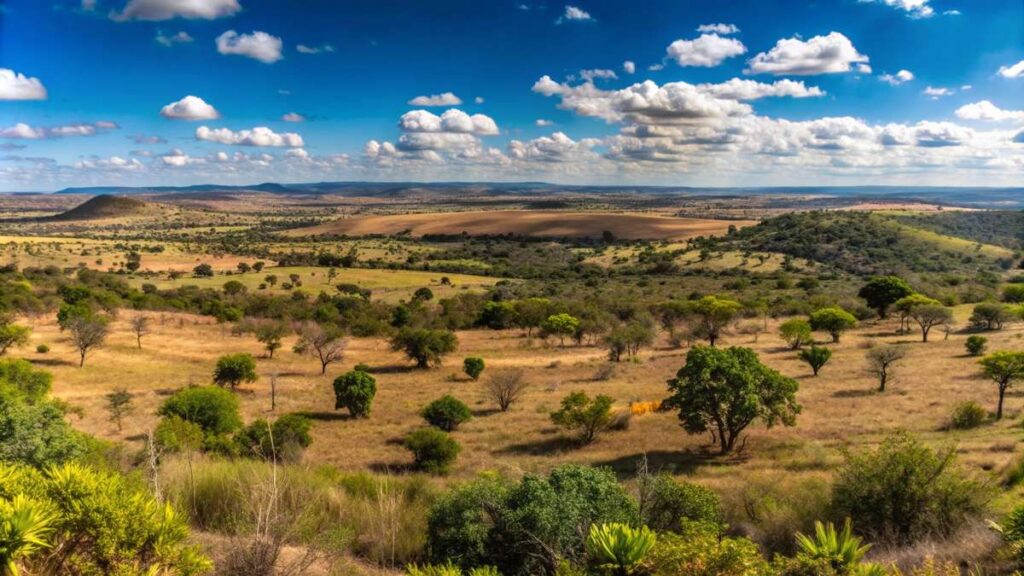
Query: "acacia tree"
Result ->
[[541, 313, 580, 347], [866, 345, 906, 392], [858, 276, 913, 319], [255, 322, 289, 358], [294, 322, 346, 374], [910, 304, 952, 343], [130, 315, 150, 349], [893, 294, 936, 335], [979, 351, 1024, 420], [685, 296, 742, 346], [67, 315, 109, 367], [799, 345, 832, 376], [0, 320, 30, 355], [809, 307, 858, 343], [779, 318, 813, 350], [213, 353, 257, 390], [550, 391, 615, 444], [664, 346, 800, 454], [390, 328, 458, 368]]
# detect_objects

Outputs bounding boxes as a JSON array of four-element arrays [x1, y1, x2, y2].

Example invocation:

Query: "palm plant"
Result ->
[[795, 518, 871, 572], [0, 495, 56, 576], [586, 522, 656, 576]]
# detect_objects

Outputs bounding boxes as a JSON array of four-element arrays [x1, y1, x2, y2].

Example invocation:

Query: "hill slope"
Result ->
[[49, 195, 153, 221]]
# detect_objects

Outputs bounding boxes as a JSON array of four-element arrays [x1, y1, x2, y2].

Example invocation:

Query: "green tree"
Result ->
[[332, 369, 376, 417], [405, 428, 460, 475], [463, 357, 485, 381], [255, 322, 288, 358], [685, 296, 742, 346], [479, 301, 518, 330], [235, 414, 313, 462], [422, 395, 472, 431], [0, 322, 30, 356], [193, 263, 214, 277], [65, 315, 109, 367], [970, 302, 1014, 331], [541, 313, 580, 347], [809, 307, 858, 343], [514, 298, 552, 336], [779, 318, 813, 350], [212, 353, 257, 390], [664, 346, 800, 454], [391, 328, 458, 368], [858, 276, 913, 319], [979, 351, 1024, 420], [1004, 284, 1024, 303], [104, 388, 133, 431], [965, 335, 987, 357], [158, 386, 242, 435], [550, 391, 615, 444], [222, 280, 246, 296], [798, 345, 832, 376], [893, 294, 938, 335]]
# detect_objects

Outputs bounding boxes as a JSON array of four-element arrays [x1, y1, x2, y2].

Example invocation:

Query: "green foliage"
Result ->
[[809, 307, 858, 343], [333, 369, 377, 417], [831, 430, 989, 545], [949, 401, 986, 430], [391, 328, 459, 368], [463, 357, 486, 381], [685, 296, 742, 346], [405, 428, 460, 474], [212, 353, 258, 390], [154, 416, 205, 453], [0, 361, 85, 468], [235, 413, 313, 462], [585, 523, 656, 576], [858, 276, 914, 318], [639, 473, 721, 534], [1000, 504, 1024, 562], [0, 323, 30, 356], [798, 345, 832, 376], [254, 321, 288, 358], [665, 346, 800, 454], [0, 359, 52, 402], [970, 302, 1014, 331], [779, 318, 813, 350], [646, 525, 769, 576], [0, 493, 56, 576], [406, 563, 499, 576], [193, 263, 214, 277], [793, 519, 871, 572], [541, 313, 580, 346], [422, 395, 472, 432], [480, 301, 518, 330], [978, 351, 1024, 419], [1003, 284, 1024, 303], [550, 391, 615, 444], [34, 345, 48, 354], [104, 388, 133, 431], [159, 385, 242, 435], [964, 335, 987, 356]]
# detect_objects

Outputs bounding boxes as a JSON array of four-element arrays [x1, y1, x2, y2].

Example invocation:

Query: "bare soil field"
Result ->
[[285, 210, 756, 240]]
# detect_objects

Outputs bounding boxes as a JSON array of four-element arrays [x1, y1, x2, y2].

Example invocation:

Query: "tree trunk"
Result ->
[[997, 384, 1007, 420], [79, 350, 86, 367]]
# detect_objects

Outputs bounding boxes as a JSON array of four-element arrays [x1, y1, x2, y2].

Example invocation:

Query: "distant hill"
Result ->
[[49, 194, 153, 221]]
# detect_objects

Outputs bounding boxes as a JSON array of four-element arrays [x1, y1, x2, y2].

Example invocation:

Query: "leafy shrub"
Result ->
[[949, 401, 986, 430], [463, 357, 485, 381], [406, 564, 499, 576], [809, 307, 858, 343], [550, 391, 615, 444], [779, 318, 813, 350], [154, 415, 204, 453], [645, 525, 769, 576], [158, 385, 242, 435], [831, 430, 989, 545], [391, 328, 458, 368], [1000, 504, 1024, 562], [333, 369, 377, 417], [965, 335, 987, 357], [798, 345, 832, 376], [790, 519, 872, 573], [213, 353, 258, 390], [35, 344, 49, 354], [422, 395, 472, 432], [405, 428, 460, 474], [585, 523, 656, 575], [721, 472, 832, 555], [639, 473, 721, 534], [236, 413, 313, 462]]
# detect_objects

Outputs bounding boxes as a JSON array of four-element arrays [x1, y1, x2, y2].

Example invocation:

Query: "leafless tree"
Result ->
[[293, 322, 346, 375], [67, 316, 109, 367], [131, 315, 150, 349], [866, 345, 906, 392], [485, 369, 529, 411]]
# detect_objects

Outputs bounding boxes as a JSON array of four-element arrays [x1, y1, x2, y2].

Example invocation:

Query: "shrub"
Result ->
[[550, 391, 615, 444], [639, 473, 721, 534], [585, 523, 656, 575], [213, 353, 258, 390], [463, 357, 485, 381], [333, 370, 377, 417], [236, 413, 313, 462], [949, 401, 986, 430], [422, 395, 472, 432], [407, 564, 500, 576], [154, 415, 204, 453], [970, 302, 1014, 331], [831, 430, 989, 545], [1004, 284, 1024, 303], [1001, 504, 1024, 562], [35, 344, 49, 354], [798, 345, 832, 376], [405, 428, 460, 474], [391, 328, 459, 368], [809, 307, 858, 343], [485, 370, 529, 412], [965, 335, 987, 356], [158, 385, 242, 435], [540, 313, 580, 346], [645, 525, 769, 576], [779, 318, 813, 350]]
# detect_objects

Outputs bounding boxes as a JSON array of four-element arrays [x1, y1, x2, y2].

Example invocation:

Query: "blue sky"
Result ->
[[0, 0, 1022, 191]]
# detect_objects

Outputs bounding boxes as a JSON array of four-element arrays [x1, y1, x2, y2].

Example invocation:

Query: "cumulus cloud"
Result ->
[[879, 69, 914, 85], [281, 112, 306, 122], [296, 44, 334, 54], [998, 59, 1024, 79], [579, 68, 617, 82], [0, 69, 47, 100], [216, 30, 284, 64], [745, 32, 869, 76], [666, 34, 746, 67], [923, 86, 953, 98], [398, 109, 499, 135], [0, 121, 118, 139], [160, 95, 220, 120], [556, 5, 592, 23], [623, 61, 636, 74], [408, 92, 463, 106], [195, 126, 304, 147], [112, 0, 240, 21], [74, 156, 144, 170], [474, 96, 485, 104], [155, 30, 193, 46], [696, 23, 739, 34], [696, 78, 824, 100], [508, 132, 599, 163], [536, 119, 554, 126], [955, 100, 1024, 123], [859, 0, 934, 18]]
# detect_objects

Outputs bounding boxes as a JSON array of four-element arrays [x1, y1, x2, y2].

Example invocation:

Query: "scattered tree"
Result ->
[[105, 388, 133, 431], [66, 315, 109, 367], [779, 318, 813, 350], [463, 356, 485, 381], [332, 369, 377, 417], [550, 391, 615, 444], [858, 276, 913, 319], [798, 345, 832, 376], [809, 307, 858, 343], [294, 322, 346, 374], [255, 322, 288, 358], [390, 328, 458, 369], [422, 395, 472, 431], [130, 315, 150, 349], [685, 296, 742, 346], [158, 385, 242, 435], [965, 335, 987, 357], [540, 313, 580, 346], [0, 321, 30, 355], [979, 351, 1024, 420], [193, 263, 214, 277], [866, 345, 906, 392], [405, 428, 460, 474], [485, 369, 528, 412], [970, 302, 1014, 331], [213, 353, 258, 390]]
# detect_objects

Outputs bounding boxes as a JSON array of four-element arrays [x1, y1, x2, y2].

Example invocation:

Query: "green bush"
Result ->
[[1001, 504, 1024, 562], [35, 344, 49, 354], [212, 353, 258, 390], [391, 328, 459, 368], [154, 415, 204, 453], [831, 430, 989, 545], [236, 413, 313, 462], [550, 391, 615, 444], [463, 357, 486, 381], [405, 428, 460, 475], [798, 345, 832, 376], [779, 318, 813, 350], [585, 522, 656, 575], [1004, 284, 1024, 303], [965, 335, 987, 356], [158, 385, 242, 435], [422, 395, 472, 431], [949, 401, 987, 430], [645, 525, 769, 576], [333, 370, 377, 417], [809, 307, 858, 343], [640, 474, 722, 534]]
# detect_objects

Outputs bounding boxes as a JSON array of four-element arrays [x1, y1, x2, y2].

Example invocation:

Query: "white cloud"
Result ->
[[579, 68, 617, 82], [858, 0, 934, 18], [955, 100, 1024, 123], [508, 132, 599, 163], [195, 126, 304, 147], [666, 34, 746, 67], [856, 63, 872, 74], [879, 69, 914, 85], [0, 69, 47, 100], [113, 0, 240, 21], [296, 44, 335, 54], [216, 30, 284, 64], [474, 96, 485, 104], [623, 61, 635, 74], [160, 148, 203, 166], [558, 5, 592, 22], [943, 9, 961, 15], [160, 95, 220, 120], [0, 121, 117, 139], [408, 92, 463, 106], [923, 86, 953, 98], [398, 109, 499, 135], [284, 148, 310, 159], [536, 119, 554, 126], [81, 0, 96, 11], [155, 30, 193, 46], [648, 63, 664, 71], [74, 156, 144, 170], [745, 32, 869, 76], [998, 59, 1024, 79], [696, 78, 825, 100], [281, 112, 306, 122], [696, 23, 739, 35]]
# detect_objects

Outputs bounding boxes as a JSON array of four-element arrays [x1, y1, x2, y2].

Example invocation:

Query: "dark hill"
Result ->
[[50, 195, 152, 221]]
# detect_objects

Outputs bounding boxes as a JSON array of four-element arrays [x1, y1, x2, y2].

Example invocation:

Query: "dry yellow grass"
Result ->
[[286, 210, 756, 241]]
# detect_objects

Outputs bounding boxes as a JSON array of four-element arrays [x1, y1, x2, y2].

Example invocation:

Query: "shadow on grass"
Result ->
[[593, 449, 728, 478], [297, 411, 354, 422], [833, 388, 877, 398], [471, 407, 502, 418], [366, 364, 418, 375], [28, 358, 76, 367], [494, 435, 578, 456], [369, 461, 414, 475]]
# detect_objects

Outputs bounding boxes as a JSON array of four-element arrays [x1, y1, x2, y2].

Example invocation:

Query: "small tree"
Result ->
[[866, 345, 906, 392], [390, 328, 458, 368], [333, 369, 377, 417], [252, 261, 265, 272], [213, 353, 258, 390], [130, 315, 150, 349], [893, 294, 938, 335], [485, 369, 528, 412], [265, 274, 277, 287], [255, 322, 288, 358], [105, 388, 134, 431], [422, 395, 472, 431], [779, 318, 813, 350], [294, 322, 346, 374], [965, 335, 987, 357], [798, 345, 832, 377], [970, 302, 1014, 331], [158, 386, 242, 435], [979, 351, 1024, 420], [550, 391, 615, 444], [541, 313, 580, 347], [405, 428, 460, 474], [193, 263, 214, 277], [67, 315, 109, 367], [463, 357, 485, 381], [664, 346, 800, 454], [0, 322, 30, 355], [809, 307, 858, 343], [858, 276, 913, 319], [413, 287, 434, 302], [685, 296, 742, 346]]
